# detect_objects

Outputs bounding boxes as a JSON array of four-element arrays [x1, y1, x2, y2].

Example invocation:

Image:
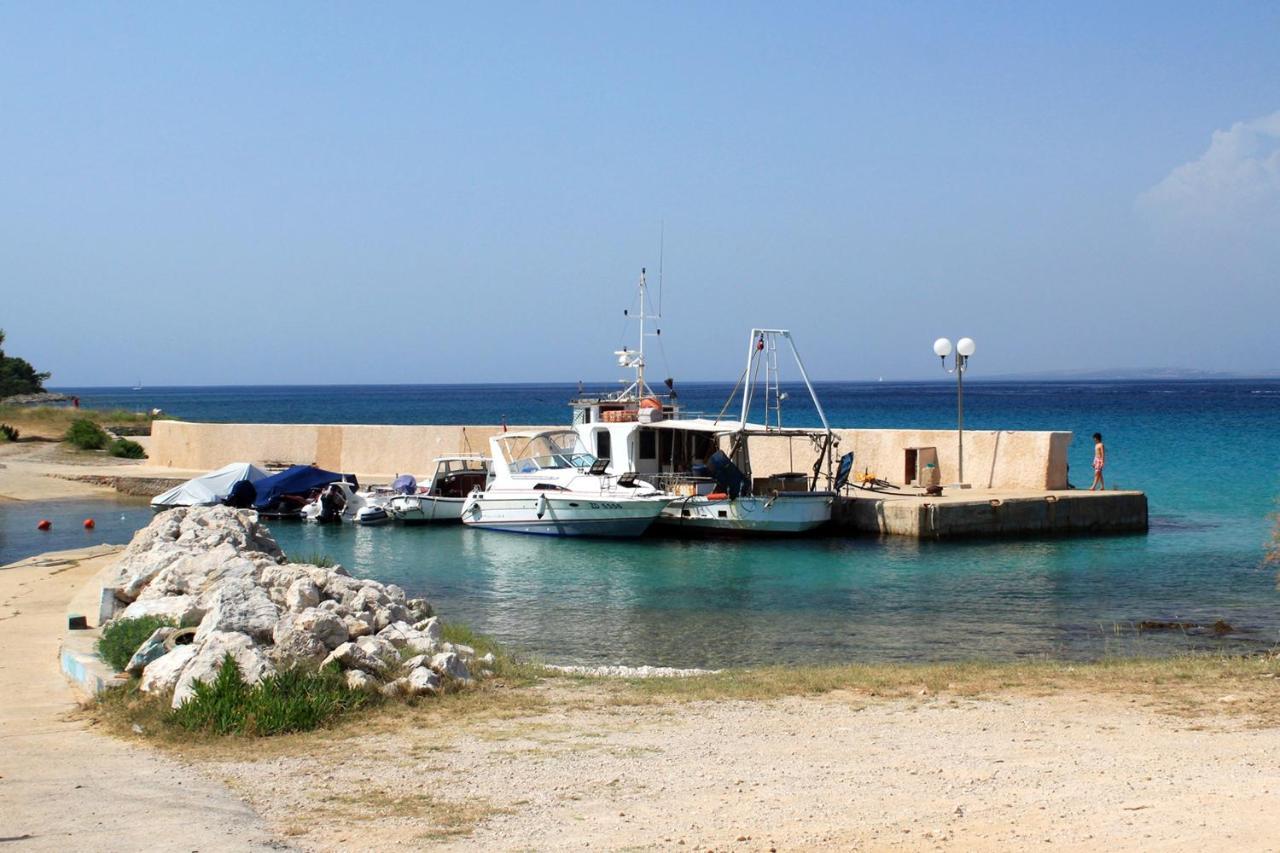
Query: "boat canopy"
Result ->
[[496, 430, 595, 473], [150, 462, 270, 509], [252, 465, 357, 510]]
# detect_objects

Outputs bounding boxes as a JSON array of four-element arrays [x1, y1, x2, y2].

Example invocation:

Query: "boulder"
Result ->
[[323, 641, 389, 675], [385, 583, 407, 603], [142, 547, 258, 599], [172, 631, 274, 708], [285, 578, 321, 612], [401, 653, 428, 672], [139, 644, 197, 695], [194, 577, 279, 643], [345, 669, 378, 692], [343, 616, 373, 639], [292, 608, 349, 649], [354, 635, 398, 663], [430, 651, 471, 682], [406, 598, 433, 620], [372, 603, 410, 633], [269, 625, 328, 667], [124, 626, 178, 675], [406, 666, 441, 696], [414, 617, 443, 644], [119, 594, 203, 627], [380, 677, 409, 699], [376, 621, 421, 648]]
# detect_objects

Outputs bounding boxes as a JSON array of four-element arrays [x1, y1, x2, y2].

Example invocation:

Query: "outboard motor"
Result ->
[[317, 485, 345, 524], [705, 449, 747, 499]]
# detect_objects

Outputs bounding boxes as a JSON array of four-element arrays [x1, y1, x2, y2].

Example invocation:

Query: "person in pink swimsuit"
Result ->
[[1089, 432, 1106, 490]]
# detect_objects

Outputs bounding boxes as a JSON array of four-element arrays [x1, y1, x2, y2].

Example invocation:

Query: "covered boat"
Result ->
[[252, 465, 358, 518], [150, 462, 270, 510]]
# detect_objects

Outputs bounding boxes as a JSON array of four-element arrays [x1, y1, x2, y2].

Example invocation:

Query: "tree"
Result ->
[[0, 329, 52, 397]]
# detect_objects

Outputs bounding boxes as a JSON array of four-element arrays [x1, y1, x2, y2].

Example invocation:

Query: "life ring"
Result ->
[[706, 492, 728, 501]]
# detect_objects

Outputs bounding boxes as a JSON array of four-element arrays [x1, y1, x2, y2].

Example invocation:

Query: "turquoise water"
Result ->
[[10, 380, 1280, 666]]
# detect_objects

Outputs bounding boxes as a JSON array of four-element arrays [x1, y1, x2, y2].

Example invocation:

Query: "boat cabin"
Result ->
[[427, 456, 489, 499]]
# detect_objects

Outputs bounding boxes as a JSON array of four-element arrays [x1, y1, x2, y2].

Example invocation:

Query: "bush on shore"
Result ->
[[65, 418, 109, 450], [97, 616, 177, 671], [108, 437, 147, 459], [0, 423, 17, 442], [170, 655, 375, 736]]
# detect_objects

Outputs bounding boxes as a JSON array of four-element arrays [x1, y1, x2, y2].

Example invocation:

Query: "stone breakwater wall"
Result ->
[[104, 506, 489, 707], [150, 420, 1070, 490]]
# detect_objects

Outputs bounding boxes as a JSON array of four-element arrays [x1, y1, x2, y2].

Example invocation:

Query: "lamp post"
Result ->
[[933, 336, 976, 484]]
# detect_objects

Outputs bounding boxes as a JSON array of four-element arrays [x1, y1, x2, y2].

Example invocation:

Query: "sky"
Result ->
[[2, 3, 1278, 385]]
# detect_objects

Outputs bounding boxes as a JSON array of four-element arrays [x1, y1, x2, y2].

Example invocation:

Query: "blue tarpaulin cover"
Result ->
[[252, 465, 357, 510], [392, 474, 417, 494]]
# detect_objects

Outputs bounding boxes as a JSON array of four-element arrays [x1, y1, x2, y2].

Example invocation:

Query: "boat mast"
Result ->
[[617, 268, 659, 399]]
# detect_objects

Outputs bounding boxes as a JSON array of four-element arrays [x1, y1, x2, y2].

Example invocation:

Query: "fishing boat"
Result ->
[[569, 271, 840, 535], [460, 429, 671, 536], [387, 456, 490, 524]]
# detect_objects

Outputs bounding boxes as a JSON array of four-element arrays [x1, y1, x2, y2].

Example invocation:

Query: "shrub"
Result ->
[[97, 616, 177, 672], [170, 655, 373, 736], [108, 437, 147, 459], [0, 423, 17, 442], [65, 418, 109, 450]]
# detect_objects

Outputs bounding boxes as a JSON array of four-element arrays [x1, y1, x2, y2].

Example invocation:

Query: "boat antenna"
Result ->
[[658, 220, 664, 318]]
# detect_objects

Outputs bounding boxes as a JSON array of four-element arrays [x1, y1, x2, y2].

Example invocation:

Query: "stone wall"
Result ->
[[150, 420, 1071, 490]]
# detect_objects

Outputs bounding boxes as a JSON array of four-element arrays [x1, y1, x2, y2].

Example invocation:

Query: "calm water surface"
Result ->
[[6, 379, 1277, 666]]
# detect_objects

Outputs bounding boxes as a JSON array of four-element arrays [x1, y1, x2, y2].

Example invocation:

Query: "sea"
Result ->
[[3, 379, 1278, 668]]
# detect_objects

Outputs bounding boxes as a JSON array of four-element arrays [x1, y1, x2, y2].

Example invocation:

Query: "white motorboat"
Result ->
[[301, 481, 392, 526], [461, 430, 671, 537], [387, 456, 490, 524], [568, 271, 840, 535]]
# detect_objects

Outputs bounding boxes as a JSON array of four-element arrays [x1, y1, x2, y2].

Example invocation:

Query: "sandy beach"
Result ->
[[4, 537, 1279, 850]]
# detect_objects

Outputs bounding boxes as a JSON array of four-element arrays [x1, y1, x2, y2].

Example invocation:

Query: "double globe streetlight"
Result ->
[[933, 336, 976, 484]]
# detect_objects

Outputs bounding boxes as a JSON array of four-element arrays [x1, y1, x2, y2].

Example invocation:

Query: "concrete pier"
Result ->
[[836, 489, 1148, 539]]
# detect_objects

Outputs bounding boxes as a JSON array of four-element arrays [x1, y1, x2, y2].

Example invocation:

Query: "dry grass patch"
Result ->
[[325, 786, 510, 841], [599, 654, 1280, 723]]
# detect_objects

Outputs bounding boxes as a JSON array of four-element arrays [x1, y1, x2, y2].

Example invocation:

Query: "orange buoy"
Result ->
[[83, 518, 95, 529], [37, 519, 52, 531]]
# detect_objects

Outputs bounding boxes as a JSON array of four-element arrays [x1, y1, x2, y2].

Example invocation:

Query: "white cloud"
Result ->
[[1138, 110, 1280, 226]]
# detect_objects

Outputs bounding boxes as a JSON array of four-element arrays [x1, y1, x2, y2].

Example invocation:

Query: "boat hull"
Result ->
[[388, 494, 466, 524], [461, 493, 667, 537], [658, 492, 833, 534]]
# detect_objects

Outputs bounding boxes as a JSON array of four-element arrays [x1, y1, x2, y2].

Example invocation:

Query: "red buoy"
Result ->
[[37, 519, 52, 531], [83, 518, 95, 529]]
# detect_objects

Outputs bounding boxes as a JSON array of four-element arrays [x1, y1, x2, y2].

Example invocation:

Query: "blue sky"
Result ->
[[2, 3, 1278, 385]]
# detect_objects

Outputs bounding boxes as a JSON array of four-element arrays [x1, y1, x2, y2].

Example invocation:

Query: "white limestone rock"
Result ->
[[430, 651, 471, 682], [119, 594, 203, 627], [285, 578, 321, 612], [172, 631, 274, 708], [292, 608, 349, 649], [343, 616, 373, 639], [323, 641, 390, 675], [345, 669, 378, 692], [406, 666, 441, 696], [194, 577, 279, 643], [139, 644, 197, 695], [380, 677, 409, 699], [413, 617, 442, 644], [354, 634, 398, 663], [406, 598, 433, 621], [401, 654, 428, 672]]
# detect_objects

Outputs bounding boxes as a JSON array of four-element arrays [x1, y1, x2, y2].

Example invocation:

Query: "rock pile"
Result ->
[[103, 506, 487, 707]]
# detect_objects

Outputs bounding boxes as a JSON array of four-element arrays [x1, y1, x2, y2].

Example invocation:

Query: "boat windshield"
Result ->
[[498, 431, 597, 473]]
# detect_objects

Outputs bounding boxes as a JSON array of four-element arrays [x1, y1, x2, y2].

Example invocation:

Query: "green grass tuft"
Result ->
[[0, 423, 18, 441], [169, 656, 376, 736], [287, 552, 336, 568], [97, 616, 177, 672]]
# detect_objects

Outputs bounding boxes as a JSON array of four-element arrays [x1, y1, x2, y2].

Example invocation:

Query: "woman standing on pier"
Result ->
[[1090, 432, 1106, 490]]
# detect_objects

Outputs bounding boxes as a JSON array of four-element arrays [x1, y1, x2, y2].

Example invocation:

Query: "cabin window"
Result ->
[[638, 429, 657, 461], [596, 430, 612, 461]]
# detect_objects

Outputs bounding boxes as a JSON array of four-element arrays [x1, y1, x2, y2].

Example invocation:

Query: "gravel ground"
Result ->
[[206, 684, 1280, 851]]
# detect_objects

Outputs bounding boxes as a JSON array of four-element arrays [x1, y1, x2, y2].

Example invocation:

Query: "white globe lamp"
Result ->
[[957, 337, 976, 357], [933, 337, 953, 358]]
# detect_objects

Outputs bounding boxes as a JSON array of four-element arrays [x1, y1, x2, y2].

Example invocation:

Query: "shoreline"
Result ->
[[7, 542, 1280, 849]]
